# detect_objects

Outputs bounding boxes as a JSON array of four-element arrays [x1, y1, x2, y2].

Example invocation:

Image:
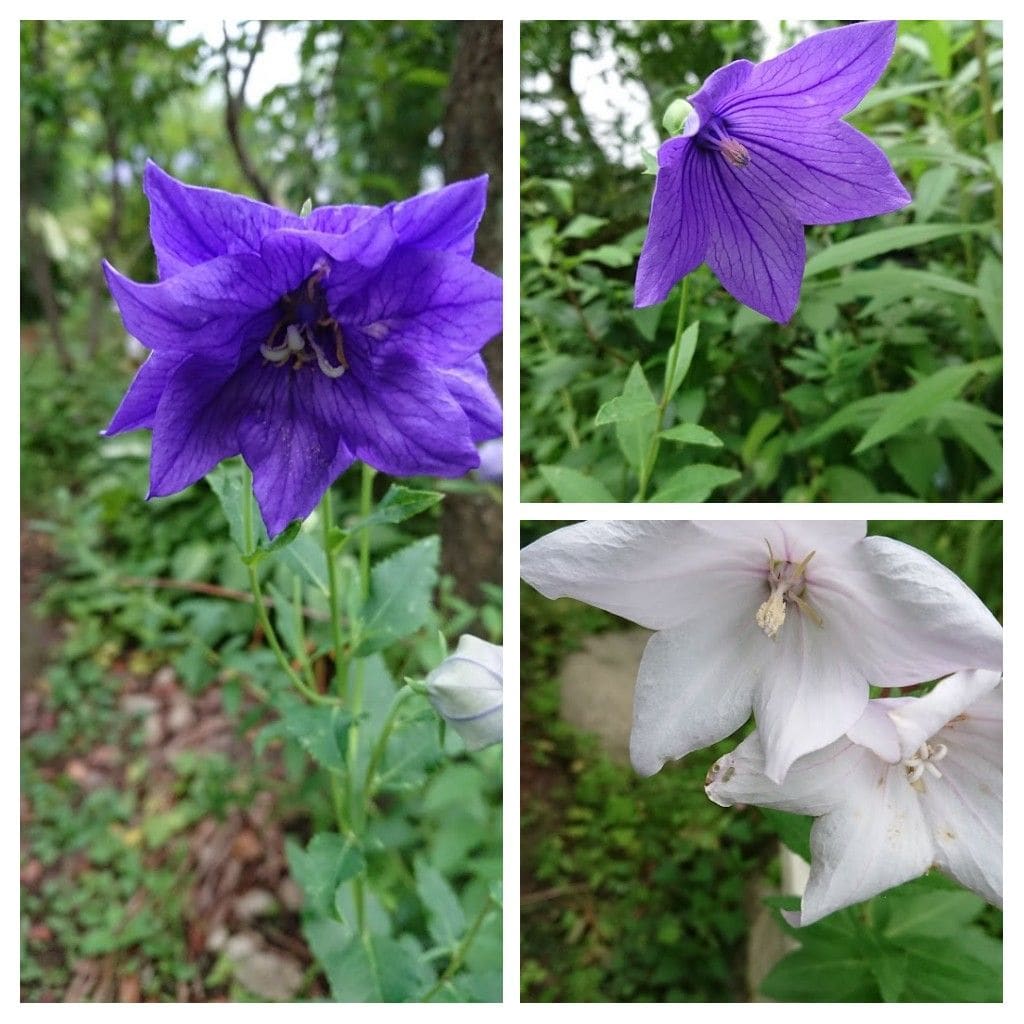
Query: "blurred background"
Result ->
[[520, 21, 1002, 502], [21, 20, 501, 1001], [520, 520, 1002, 1002]]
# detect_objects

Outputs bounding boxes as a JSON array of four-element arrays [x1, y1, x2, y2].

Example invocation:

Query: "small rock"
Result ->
[[21, 859, 44, 886], [121, 694, 160, 716], [231, 950, 304, 1001], [278, 878, 304, 912], [167, 700, 196, 733], [235, 888, 277, 920], [206, 924, 229, 953], [65, 759, 91, 785], [29, 923, 53, 943], [152, 666, 178, 694], [224, 932, 260, 960], [143, 714, 164, 747], [231, 829, 262, 863], [118, 974, 141, 1002]]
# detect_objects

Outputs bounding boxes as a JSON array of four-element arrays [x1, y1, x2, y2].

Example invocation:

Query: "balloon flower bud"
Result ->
[[425, 635, 503, 751]]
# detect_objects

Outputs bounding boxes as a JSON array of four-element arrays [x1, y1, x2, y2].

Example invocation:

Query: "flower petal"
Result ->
[[817, 537, 1003, 689], [104, 351, 185, 435], [921, 686, 1002, 906], [728, 119, 911, 224], [702, 154, 806, 322], [688, 59, 754, 123], [388, 176, 489, 258], [233, 360, 356, 537], [722, 21, 898, 123], [887, 670, 1002, 759], [148, 356, 242, 497], [306, 202, 380, 236], [340, 249, 502, 367], [635, 137, 709, 308], [846, 699, 902, 763], [630, 601, 763, 776], [754, 613, 869, 783], [792, 763, 933, 926], [439, 355, 502, 442], [144, 161, 297, 278]]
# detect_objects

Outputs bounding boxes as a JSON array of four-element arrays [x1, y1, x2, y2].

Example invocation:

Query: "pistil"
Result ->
[[755, 543, 822, 640]]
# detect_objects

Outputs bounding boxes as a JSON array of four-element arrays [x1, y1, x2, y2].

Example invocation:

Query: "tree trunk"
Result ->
[[439, 22, 503, 604]]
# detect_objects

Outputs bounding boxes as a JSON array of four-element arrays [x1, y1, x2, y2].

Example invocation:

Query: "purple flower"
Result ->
[[636, 21, 911, 321], [104, 162, 502, 536]]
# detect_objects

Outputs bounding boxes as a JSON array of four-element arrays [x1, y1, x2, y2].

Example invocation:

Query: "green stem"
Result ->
[[241, 466, 336, 707], [634, 277, 689, 501], [421, 894, 499, 1002], [321, 486, 348, 702], [362, 684, 417, 813]]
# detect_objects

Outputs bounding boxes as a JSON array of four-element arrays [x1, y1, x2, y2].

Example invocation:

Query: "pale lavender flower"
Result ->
[[425, 635, 503, 751]]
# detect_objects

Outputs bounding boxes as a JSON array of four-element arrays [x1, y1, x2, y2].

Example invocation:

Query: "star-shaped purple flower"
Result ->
[[104, 162, 502, 536], [635, 20, 912, 322]]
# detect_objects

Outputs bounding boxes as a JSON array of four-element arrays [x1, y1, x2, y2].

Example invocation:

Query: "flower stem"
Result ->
[[241, 465, 336, 707], [321, 486, 348, 702], [362, 684, 417, 813], [421, 892, 499, 1002], [634, 276, 690, 501]]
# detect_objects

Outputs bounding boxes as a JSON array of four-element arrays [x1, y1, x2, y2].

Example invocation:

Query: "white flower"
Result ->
[[425, 635, 503, 751], [705, 670, 1003, 926], [519, 521, 1001, 782]]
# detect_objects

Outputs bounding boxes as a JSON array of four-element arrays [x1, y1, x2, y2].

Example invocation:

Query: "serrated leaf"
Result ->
[[305, 923, 427, 1002], [280, 532, 330, 595], [538, 465, 615, 502], [415, 859, 467, 947], [356, 537, 439, 655], [206, 460, 256, 555], [263, 699, 351, 771], [650, 464, 740, 502], [658, 422, 722, 447], [350, 485, 443, 533], [286, 833, 365, 919], [663, 320, 700, 404]]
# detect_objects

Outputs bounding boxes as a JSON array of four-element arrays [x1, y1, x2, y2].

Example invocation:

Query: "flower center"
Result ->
[[259, 263, 348, 378], [699, 118, 751, 168], [755, 542, 822, 640], [903, 740, 948, 789]]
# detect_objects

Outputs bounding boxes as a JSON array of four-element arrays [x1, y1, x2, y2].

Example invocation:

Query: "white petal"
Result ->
[[451, 634, 503, 677], [754, 613, 869, 782], [887, 670, 1002, 759], [629, 590, 765, 775], [792, 764, 934, 926], [919, 686, 1002, 906], [425, 636, 503, 751], [706, 731, 869, 817], [817, 537, 1002, 687], [520, 520, 766, 630], [846, 699, 902, 763]]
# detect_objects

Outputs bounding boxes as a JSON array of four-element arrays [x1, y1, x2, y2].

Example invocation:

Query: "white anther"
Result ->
[[260, 342, 291, 363], [931, 743, 947, 762], [286, 325, 306, 352], [308, 337, 347, 379], [906, 762, 925, 783], [925, 762, 943, 780]]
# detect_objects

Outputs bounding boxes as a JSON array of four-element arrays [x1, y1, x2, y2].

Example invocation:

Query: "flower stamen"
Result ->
[[756, 541, 822, 639], [903, 740, 947, 790]]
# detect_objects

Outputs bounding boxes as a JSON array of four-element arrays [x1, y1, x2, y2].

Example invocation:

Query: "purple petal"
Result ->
[[688, 58, 754, 124], [722, 21, 898, 123], [702, 156, 806, 322], [306, 202, 381, 236], [233, 360, 356, 537], [104, 351, 185, 434], [635, 137, 709, 308], [388, 176, 489, 258], [144, 161, 298, 278], [728, 118, 911, 224], [148, 356, 241, 497], [439, 355, 502, 441], [339, 249, 501, 367]]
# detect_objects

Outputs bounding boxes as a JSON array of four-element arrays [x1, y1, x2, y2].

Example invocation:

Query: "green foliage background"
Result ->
[[520, 20, 1002, 502], [520, 520, 1002, 1002]]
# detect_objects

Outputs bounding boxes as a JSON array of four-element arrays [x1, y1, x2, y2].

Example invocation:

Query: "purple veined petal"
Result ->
[[144, 160, 299, 279], [688, 58, 754, 124], [233, 359, 356, 537], [791, 761, 934, 927], [338, 249, 502, 367], [726, 118, 911, 224], [753, 612, 870, 783], [520, 520, 775, 632], [887, 669, 1002, 760], [439, 355, 502, 442], [630, 595, 766, 776], [103, 257, 278, 365], [846, 699, 902, 763], [306, 202, 381, 236], [706, 731, 869, 817], [919, 686, 1002, 906], [635, 137, 709, 308], [386, 175, 489, 258], [147, 355, 243, 498], [104, 350, 185, 435], [721, 21, 899, 124], [815, 537, 1003, 689], [327, 356, 480, 478], [702, 153, 806, 323]]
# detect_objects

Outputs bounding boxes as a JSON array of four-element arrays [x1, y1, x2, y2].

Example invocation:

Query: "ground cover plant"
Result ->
[[520, 20, 1002, 502]]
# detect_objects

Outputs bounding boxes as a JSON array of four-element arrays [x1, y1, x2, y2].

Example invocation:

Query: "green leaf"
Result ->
[[539, 465, 615, 502], [854, 360, 999, 453], [560, 214, 607, 239], [759, 809, 812, 862], [542, 178, 573, 213], [663, 320, 700, 405], [595, 391, 658, 426], [914, 165, 957, 222], [242, 519, 303, 565], [613, 363, 659, 471], [305, 924, 427, 1002], [804, 224, 984, 278], [641, 148, 658, 175], [880, 889, 986, 941], [976, 255, 1002, 344], [851, 78, 944, 114], [886, 435, 945, 497], [576, 244, 633, 268], [760, 947, 877, 1001], [869, 951, 908, 1002], [415, 859, 467, 947], [260, 699, 351, 772], [985, 140, 1002, 182], [350, 484, 444, 532], [631, 303, 662, 342], [299, 196, 313, 217], [286, 833, 365, 919], [808, 267, 981, 303], [900, 930, 1002, 1001], [280, 532, 330, 595], [658, 423, 723, 448], [206, 460, 255, 555], [741, 410, 783, 466], [356, 537, 440, 655], [650, 464, 740, 502]]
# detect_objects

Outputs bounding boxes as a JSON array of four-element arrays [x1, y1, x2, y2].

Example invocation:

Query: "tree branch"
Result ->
[[221, 21, 272, 203]]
